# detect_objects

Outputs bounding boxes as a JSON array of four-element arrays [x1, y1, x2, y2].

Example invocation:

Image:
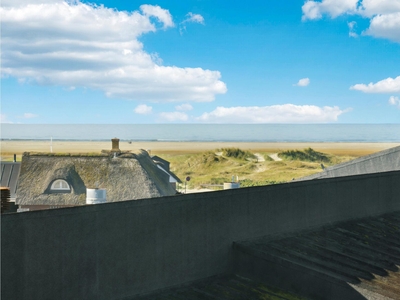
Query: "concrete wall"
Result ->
[[2, 171, 400, 300]]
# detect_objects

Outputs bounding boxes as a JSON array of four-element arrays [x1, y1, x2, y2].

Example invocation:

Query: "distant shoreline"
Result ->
[[2, 138, 400, 143], [2, 124, 400, 143], [2, 140, 399, 160]]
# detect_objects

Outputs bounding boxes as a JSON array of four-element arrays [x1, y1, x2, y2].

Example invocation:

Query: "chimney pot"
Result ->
[[111, 138, 120, 152]]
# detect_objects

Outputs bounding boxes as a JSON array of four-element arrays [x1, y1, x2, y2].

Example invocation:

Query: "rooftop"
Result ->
[[297, 145, 400, 181], [0, 161, 20, 200], [234, 211, 400, 299], [136, 211, 400, 299], [16, 149, 177, 206]]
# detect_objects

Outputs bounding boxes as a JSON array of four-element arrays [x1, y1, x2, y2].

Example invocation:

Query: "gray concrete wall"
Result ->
[[2, 171, 400, 300]]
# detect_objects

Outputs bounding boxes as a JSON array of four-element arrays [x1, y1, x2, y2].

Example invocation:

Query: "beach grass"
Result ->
[[164, 148, 358, 190]]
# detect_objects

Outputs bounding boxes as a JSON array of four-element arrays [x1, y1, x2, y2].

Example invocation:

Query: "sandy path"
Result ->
[[254, 153, 265, 162], [269, 153, 282, 161]]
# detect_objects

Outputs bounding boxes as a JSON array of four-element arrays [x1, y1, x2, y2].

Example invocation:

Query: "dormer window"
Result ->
[[51, 179, 70, 191]]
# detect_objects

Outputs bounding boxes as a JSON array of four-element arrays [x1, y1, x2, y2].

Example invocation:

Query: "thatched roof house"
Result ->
[[16, 148, 177, 210]]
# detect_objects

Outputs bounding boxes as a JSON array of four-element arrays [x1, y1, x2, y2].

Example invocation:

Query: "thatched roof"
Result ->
[[152, 155, 170, 171], [16, 150, 176, 206]]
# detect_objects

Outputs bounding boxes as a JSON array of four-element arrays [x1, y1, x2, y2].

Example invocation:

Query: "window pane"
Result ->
[[51, 180, 70, 190]]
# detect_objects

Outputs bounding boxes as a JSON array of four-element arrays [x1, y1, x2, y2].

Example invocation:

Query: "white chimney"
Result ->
[[86, 188, 106, 204]]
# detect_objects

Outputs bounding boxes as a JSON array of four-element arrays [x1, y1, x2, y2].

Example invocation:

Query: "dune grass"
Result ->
[[163, 147, 357, 190], [278, 147, 331, 163], [219, 148, 256, 160]]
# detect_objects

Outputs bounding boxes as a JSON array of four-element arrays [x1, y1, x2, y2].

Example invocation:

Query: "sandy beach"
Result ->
[[1, 140, 399, 161]]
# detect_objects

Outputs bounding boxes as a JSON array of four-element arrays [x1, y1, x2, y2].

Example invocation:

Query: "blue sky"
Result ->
[[1, 0, 400, 124]]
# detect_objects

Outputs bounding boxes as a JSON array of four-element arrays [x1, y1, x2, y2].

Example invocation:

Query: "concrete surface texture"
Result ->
[[297, 145, 400, 181], [2, 170, 400, 300], [134, 211, 400, 299], [233, 212, 400, 300], [134, 274, 307, 299]]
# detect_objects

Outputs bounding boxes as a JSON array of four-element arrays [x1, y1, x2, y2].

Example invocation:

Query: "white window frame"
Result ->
[[51, 179, 70, 191]]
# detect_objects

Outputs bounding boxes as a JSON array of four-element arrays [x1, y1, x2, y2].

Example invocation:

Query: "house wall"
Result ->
[[2, 171, 400, 300]]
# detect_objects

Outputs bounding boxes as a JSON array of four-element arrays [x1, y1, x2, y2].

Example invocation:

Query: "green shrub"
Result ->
[[279, 148, 330, 163], [263, 155, 274, 162], [210, 177, 228, 185], [186, 151, 225, 169], [239, 179, 285, 187], [220, 148, 256, 160]]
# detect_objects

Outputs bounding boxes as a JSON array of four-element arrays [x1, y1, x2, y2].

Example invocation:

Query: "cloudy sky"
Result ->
[[1, 0, 400, 123]]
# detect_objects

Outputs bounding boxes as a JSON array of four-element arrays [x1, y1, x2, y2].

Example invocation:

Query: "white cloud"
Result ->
[[175, 103, 193, 111], [0, 1, 226, 102], [302, 0, 358, 20], [21, 113, 38, 119], [134, 104, 152, 115], [302, 0, 400, 44], [294, 78, 310, 87], [357, 0, 400, 17], [159, 111, 189, 122], [179, 12, 205, 35], [140, 4, 174, 29], [350, 76, 400, 93], [1, 0, 60, 7], [348, 21, 358, 37], [183, 12, 205, 25], [365, 12, 400, 43], [389, 96, 400, 108], [197, 104, 349, 123]]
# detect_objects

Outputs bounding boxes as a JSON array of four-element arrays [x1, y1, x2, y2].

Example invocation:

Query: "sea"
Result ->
[[1, 124, 400, 142]]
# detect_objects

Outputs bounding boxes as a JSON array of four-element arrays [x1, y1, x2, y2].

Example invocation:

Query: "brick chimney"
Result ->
[[111, 138, 120, 152]]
